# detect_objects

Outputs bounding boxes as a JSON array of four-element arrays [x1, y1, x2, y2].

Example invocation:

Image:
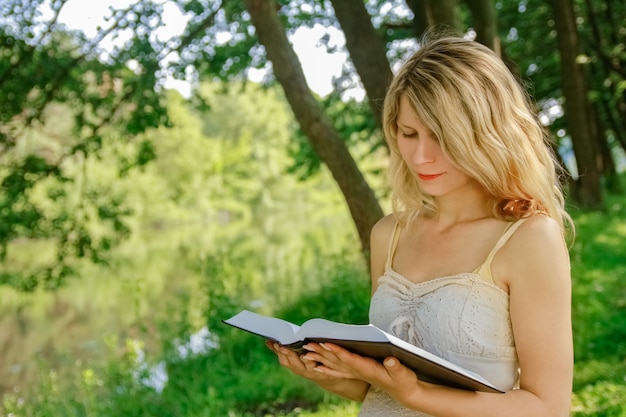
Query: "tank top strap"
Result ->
[[474, 217, 529, 282], [385, 221, 402, 270]]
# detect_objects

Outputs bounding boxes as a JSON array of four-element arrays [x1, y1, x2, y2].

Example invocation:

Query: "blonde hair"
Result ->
[[383, 36, 573, 236]]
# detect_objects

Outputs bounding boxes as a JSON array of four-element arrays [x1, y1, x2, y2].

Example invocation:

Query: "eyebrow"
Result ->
[[396, 122, 419, 132]]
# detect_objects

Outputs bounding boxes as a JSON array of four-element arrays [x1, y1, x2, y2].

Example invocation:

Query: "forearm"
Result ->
[[402, 383, 567, 417], [315, 377, 370, 402]]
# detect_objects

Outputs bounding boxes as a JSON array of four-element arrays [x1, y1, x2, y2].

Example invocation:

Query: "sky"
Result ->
[[52, 0, 351, 98]]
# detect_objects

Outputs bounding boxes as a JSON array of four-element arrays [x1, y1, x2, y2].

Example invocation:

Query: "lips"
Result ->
[[418, 173, 443, 180]]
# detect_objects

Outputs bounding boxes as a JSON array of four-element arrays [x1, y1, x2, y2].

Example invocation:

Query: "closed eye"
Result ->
[[400, 131, 418, 139]]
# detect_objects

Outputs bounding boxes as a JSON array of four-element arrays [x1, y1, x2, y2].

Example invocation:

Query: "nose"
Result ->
[[411, 138, 436, 165]]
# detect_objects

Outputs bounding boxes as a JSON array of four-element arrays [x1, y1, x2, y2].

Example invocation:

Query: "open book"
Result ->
[[223, 310, 503, 393]]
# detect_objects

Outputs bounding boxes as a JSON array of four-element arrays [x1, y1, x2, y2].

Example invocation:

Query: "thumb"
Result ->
[[381, 357, 423, 409], [383, 356, 400, 370], [383, 357, 416, 383]]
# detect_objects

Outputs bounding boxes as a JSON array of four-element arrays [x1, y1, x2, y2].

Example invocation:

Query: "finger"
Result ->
[[312, 364, 357, 379], [265, 340, 280, 354], [300, 354, 319, 371], [383, 357, 415, 381], [376, 357, 427, 407], [268, 342, 296, 369], [378, 356, 420, 389], [305, 343, 381, 380], [303, 343, 344, 363], [279, 347, 304, 366], [318, 342, 382, 373]]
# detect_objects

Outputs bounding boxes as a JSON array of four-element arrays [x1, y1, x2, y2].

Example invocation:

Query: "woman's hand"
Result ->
[[296, 342, 426, 407], [265, 340, 371, 401], [265, 340, 341, 383]]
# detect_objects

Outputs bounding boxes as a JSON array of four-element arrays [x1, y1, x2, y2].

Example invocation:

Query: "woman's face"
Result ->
[[396, 95, 472, 198]]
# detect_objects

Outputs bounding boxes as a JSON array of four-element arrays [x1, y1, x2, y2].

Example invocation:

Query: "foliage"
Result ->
[[2, 0, 625, 290], [288, 94, 384, 180], [572, 379, 626, 417], [1, 245, 369, 417], [497, 0, 626, 192], [0, 77, 362, 414], [0, 0, 174, 291]]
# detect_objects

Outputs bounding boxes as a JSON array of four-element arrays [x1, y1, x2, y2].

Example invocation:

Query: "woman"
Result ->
[[268, 35, 573, 417]]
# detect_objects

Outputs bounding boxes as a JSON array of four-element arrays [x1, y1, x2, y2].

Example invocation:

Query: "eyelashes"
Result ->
[[400, 131, 418, 139]]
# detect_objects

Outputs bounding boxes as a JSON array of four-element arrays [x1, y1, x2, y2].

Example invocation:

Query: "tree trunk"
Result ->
[[328, 0, 393, 129], [245, 0, 384, 259], [406, 0, 461, 37], [549, 0, 604, 209], [584, 0, 626, 154], [464, 0, 500, 53], [428, 0, 461, 29], [405, 0, 434, 37], [592, 102, 622, 193]]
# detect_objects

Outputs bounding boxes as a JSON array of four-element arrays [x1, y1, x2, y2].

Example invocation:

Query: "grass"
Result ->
[[567, 192, 626, 416]]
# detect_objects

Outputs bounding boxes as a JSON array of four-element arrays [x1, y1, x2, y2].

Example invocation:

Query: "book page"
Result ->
[[224, 310, 300, 343], [297, 319, 390, 343]]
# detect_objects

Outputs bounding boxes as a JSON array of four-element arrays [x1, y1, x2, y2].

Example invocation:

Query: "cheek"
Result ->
[[397, 137, 413, 162]]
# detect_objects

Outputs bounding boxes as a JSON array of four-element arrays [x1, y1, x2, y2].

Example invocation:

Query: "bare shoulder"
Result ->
[[371, 213, 397, 244], [508, 214, 566, 254], [498, 214, 570, 289], [369, 214, 397, 289], [370, 213, 397, 263]]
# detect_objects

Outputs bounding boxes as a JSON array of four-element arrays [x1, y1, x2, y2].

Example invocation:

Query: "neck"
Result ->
[[431, 184, 493, 230]]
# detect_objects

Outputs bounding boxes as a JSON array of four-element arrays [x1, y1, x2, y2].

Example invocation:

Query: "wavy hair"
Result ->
[[383, 35, 572, 237]]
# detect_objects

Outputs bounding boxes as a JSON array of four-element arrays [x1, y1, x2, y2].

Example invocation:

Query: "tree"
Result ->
[[465, 0, 499, 53], [550, 0, 604, 208], [1, 0, 623, 290], [244, 0, 384, 257], [328, 0, 393, 128], [579, 0, 626, 193], [0, 0, 171, 289], [497, 0, 621, 206]]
